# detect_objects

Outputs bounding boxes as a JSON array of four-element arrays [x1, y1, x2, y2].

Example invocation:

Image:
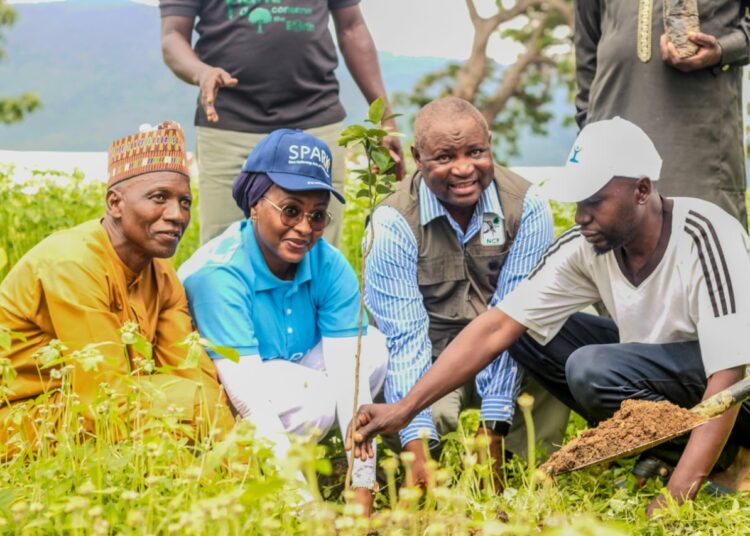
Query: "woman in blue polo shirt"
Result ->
[[178, 129, 386, 510]]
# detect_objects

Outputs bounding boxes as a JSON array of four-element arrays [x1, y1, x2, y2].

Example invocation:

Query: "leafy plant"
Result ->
[[0, 0, 41, 124], [337, 98, 399, 489]]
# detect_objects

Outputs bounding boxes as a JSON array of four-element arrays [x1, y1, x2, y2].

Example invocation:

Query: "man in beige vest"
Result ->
[[364, 97, 569, 488]]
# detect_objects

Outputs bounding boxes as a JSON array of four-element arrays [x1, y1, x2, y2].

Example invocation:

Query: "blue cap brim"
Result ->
[[267, 171, 346, 204]]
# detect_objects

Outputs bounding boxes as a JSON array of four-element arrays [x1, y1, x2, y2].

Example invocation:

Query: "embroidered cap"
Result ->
[[107, 120, 189, 187], [240, 128, 345, 203], [532, 117, 662, 203]]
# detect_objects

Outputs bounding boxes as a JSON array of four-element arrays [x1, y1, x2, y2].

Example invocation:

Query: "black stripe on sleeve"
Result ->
[[687, 210, 736, 314], [528, 226, 582, 280], [686, 218, 728, 316], [684, 222, 720, 317]]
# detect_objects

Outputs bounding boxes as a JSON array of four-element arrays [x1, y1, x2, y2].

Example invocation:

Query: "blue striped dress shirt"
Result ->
[[364, 180, 554, 446]]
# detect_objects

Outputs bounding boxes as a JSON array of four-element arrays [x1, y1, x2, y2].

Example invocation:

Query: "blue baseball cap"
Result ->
[[241, 129, 345, 203]]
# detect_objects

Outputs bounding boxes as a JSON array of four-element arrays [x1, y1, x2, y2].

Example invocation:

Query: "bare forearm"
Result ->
[[161, 31, 211, 85], [400, 309, 525, 419], [336, 16, 390, 107], [669, 408, 739, 498], [160, 16, 214, 86]]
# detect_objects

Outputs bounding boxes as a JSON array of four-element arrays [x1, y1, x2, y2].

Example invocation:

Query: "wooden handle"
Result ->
[[692, 377, 750, 418]]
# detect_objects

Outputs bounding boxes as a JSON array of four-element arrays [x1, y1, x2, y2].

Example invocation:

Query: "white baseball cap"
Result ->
[[532, 117, 662, 203]]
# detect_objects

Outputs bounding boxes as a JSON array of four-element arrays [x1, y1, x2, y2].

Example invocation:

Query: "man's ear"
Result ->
[[106, 188, 124, 219], [635, 177, 653, 204], [411, 144, 422, 171]]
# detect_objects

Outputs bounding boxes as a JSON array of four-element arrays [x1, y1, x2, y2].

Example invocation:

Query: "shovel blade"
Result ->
[[552, 418, 709, 476]]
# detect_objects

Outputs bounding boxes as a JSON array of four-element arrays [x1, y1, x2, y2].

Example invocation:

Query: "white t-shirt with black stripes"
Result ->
[[497, 198, 750, 376]]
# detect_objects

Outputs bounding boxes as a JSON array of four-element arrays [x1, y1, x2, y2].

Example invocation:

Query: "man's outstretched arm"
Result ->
[[348, 308, 527, 459]]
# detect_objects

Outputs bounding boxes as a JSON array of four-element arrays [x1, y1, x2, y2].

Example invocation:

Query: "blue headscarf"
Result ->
[[232, 172, 274, 218]]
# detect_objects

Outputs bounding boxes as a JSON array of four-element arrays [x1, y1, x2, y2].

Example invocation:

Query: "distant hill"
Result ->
[[0, 1, 575, 166]]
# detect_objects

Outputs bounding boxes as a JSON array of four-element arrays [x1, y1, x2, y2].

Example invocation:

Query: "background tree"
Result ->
[[0, 0, 41, 124], [396, 0, 574, 163]]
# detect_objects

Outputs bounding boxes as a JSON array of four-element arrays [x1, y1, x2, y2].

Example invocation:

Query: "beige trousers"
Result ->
[[195, 122, 347, 246]]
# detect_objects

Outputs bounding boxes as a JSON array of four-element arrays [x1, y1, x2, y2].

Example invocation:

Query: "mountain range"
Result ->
[[0, 0, 579, 168]]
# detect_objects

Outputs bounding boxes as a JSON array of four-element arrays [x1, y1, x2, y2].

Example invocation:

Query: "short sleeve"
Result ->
[[159, 0, 201, 18], [314, 246, 367, 338], [183, 266, 260, 357], [497, 226, 600, 344], [328, 0, 360, 10], [687, 213, 750, 376]]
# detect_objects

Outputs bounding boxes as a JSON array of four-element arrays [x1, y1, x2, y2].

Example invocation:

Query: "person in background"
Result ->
[[575, 0, 749, 227], [179, 129, 387, 514], [364, 97, 570, 490], [159, 0, 403, 245], [0, 121, 234, 441]]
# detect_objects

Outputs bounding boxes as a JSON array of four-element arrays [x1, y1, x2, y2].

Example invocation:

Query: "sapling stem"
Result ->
[[339, 98, 399, 493]]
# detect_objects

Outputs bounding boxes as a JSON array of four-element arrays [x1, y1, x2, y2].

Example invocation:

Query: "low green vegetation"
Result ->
[[0, 163, 749, 534]]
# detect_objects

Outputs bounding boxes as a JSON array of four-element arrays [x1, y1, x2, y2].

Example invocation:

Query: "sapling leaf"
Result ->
[[366, 128, 390, 139], [375, 183, 392, 195], [367, 97, 385, 125], [371, 147, 393, 172], [337, 125, 368, 147], [356, 189, 370, 199]]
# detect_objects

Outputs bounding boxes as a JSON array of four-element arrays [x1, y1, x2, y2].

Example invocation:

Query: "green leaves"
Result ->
[[0, 356, 16, 386], [119, 321, 152, 361], [367, 96, 385, 124], [210, 345, 240, 362], [337, 124, 368, 147], [371, 145, 394, 173], [0, 326, 25, 353], [0, 247, 6, 272], [180, 341, 203, 370], [338, 99, 399, 210], [174, 331, 239, 369]]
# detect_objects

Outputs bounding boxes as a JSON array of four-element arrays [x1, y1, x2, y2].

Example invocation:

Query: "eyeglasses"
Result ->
[[260, 197, 333, 231]]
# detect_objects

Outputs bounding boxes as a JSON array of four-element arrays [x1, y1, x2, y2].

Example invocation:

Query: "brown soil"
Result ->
[[541, 399, 707, 475], [664, 0, 700, 58]]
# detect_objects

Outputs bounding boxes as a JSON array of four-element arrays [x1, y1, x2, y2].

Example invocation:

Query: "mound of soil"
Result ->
[[664, 0, 700, 58], [541, 399, 707, 475]]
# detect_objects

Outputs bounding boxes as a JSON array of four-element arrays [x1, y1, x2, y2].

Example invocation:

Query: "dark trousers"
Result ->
[[509, 312, 750, 468]]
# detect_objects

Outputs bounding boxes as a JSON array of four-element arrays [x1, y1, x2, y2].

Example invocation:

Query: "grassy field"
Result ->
[[1, 164, 749, 534]]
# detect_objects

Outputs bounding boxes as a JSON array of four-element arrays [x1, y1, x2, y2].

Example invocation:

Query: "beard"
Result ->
[[590, 221, 637, 256]]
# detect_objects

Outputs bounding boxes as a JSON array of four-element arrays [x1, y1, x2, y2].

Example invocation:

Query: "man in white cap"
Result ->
[[348, 117, 750, 514]]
